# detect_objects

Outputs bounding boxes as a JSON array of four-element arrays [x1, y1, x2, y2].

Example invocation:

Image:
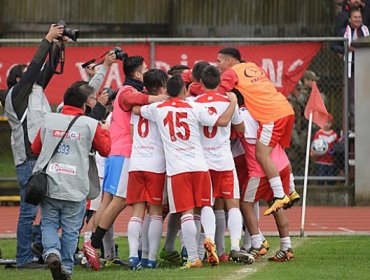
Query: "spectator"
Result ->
[[31, 81, 111, 280], [311, 114, 339, 185], [3, 24, 64, 269], [332, 7, 369, 130], [335, 0, 366, 38]]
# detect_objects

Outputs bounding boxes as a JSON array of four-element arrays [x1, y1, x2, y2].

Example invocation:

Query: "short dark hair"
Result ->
[[144, 69, 168, 95], [168, 64, 190, 76], [166, 75, 185, 97], [64, 81, 93, 108], [201, 65, 220, 89], [192, 61, 210, 82], [7, 64, 27, 88], [123, 56, 145, 77], [218, 47, 242, 62], [349, 6, 362, 17]]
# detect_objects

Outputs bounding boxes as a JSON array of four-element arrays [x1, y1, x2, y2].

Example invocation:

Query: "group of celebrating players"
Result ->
[[82, 47, 300, 270]]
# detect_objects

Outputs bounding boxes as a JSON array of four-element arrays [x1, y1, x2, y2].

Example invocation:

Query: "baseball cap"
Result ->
[[303, 70, 320, 81]]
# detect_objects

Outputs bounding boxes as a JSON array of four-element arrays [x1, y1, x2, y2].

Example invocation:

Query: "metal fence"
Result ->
[[0, 37, 349, 187]]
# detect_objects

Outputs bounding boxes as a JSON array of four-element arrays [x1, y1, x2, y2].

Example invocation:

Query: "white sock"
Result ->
[[228, 208, 242, 251], [84, 231, 92, 243], [127, 217, 143, 258], [141, 214, 151, 259], [214, 210, 226, 255], [194, 214, 202, 240], [243, 228, 251, 250], [164, 213, 180, 252], [102, 225, 115, 260], [251, 234, 262, 249], [201, 206, 216, 242], [254, 202, 260, 220], [269, 176, 284, 198], [197, 232, 206, 259], [181, 214, 198, 262], [259, 229, 265, 244], [289, 173, 295, 194], [280, 236, 291, 251], [179, 230, 185, 248], [148, 215, 163, 261]]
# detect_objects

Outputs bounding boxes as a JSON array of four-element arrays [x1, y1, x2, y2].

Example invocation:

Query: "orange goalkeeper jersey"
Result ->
[[219, 62, 294, 124]]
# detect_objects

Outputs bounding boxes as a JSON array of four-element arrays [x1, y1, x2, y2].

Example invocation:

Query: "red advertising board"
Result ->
[[0, 42, 321, 104]]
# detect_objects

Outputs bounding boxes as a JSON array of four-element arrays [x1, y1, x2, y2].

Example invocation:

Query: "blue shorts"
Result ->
[[102, 155, 130, 198]]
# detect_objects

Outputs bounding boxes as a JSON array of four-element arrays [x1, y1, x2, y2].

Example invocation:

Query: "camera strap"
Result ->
[[50, 41, 65, 75], [81, 50, 109, 69]]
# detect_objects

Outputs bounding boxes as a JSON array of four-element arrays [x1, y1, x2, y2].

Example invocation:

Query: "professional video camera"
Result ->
[[81, 47, 128, 69], [56, 20, 79, 42]]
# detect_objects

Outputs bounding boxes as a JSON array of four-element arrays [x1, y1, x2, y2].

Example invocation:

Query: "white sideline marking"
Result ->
[[229, 238, 306, 280], [338, 227, 355, 233]]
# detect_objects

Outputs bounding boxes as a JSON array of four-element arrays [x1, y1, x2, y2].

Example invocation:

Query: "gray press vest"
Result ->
[[5, 84, 51, 165], [33, 113, 98, 201]]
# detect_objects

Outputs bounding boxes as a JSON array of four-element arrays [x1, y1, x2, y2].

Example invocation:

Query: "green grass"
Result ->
[[0, 236, 369, 279]]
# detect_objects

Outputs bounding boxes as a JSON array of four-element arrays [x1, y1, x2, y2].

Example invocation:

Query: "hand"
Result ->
[[103, 51, 117, 68], [99, 121, 109, 130], [97, 91, 109, 106], [85, 66, 96, 78], [226, 92, 237, 104], [45, 24, 64, 43]]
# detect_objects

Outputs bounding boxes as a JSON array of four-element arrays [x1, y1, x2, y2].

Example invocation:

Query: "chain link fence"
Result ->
[[0, 38, 349, 193]]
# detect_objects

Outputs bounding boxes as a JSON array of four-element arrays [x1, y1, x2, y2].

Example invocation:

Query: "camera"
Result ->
[[103, 87, 118, 102], [56, 20, 79, 42], [112, 47, 128, 61]]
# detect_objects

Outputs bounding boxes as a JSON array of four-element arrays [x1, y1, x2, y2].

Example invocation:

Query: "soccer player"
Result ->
[[194, 65, 253, 264], [135, 75, 238, 268], [126, 69, 168, 269], [239, 104, 295, 261], [84, 56, 166, 270], [217, 47, 298, 215]]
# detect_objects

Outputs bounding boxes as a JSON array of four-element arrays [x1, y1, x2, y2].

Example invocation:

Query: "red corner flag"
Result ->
[[304, 82, 329, 129]]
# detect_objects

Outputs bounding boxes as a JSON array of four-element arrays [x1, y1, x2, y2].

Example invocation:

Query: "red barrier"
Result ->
[[0, 43, 321, 104]]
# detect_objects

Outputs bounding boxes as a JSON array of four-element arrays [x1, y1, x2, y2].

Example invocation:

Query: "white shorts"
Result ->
[[86, 178, 103, 211]]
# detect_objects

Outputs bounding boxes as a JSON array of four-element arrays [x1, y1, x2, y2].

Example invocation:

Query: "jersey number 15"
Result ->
[[163, 111, 190, 142]]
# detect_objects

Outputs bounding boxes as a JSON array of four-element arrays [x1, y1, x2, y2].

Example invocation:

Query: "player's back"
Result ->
[[144, 98, 217, 176], [194, 92, 240, 171], [231, 62, 294, 124], [129, 113, 165, 173]]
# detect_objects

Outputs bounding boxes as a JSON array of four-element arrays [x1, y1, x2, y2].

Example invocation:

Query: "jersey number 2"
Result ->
[[163, 111, 190, 142]]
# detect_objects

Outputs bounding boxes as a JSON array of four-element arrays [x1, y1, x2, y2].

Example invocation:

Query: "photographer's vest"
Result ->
[[231, 63, 294, 124], [5, 84, 51, 165], [33, 113, 97, 202]]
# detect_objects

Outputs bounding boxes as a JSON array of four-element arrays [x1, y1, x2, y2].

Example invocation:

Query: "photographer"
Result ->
[[4, 24, 65, 269], [85, 51, 116, 121], [31, 81, 111, 280]]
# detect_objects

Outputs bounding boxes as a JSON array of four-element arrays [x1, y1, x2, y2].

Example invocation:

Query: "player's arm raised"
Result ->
[[215, 92, 237, 127]]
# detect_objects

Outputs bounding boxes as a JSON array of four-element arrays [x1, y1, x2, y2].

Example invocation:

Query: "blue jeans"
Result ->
[[15, 158, 39, 266], [41, 196, 86, 275]]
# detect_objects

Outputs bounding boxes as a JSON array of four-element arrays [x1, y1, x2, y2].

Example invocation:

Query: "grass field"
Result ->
[[0, 236, 370, 280]]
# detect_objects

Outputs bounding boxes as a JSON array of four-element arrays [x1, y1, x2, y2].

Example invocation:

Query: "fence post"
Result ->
[[343, 40, 349, 187], [150, 41, 155, 69]]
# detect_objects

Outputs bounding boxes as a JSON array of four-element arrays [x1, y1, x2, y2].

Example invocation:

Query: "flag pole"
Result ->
[[300, 110, 313, 238]]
